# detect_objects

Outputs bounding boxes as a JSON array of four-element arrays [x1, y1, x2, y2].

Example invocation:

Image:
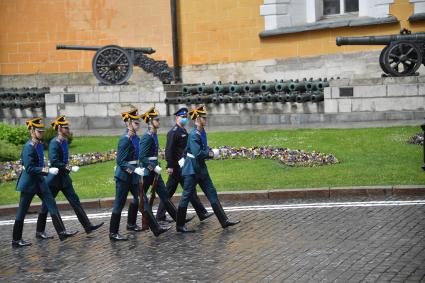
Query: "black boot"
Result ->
[[176, 206, 196, 233], [145, 209, 170, 237], [109, 212, 128, 241], [126, 203, 143, 232], [12, 220, 31, 248], [212, 201, 240, 229], [35, 212, 53, 239], [191, 196, 214, 221], [163, 200, 195, 223], [74, 206, 104, 234], [51, 214, 78, 241]]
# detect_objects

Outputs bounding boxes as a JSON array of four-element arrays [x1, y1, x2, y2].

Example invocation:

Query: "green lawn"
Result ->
[[0, 126, 424, 205]]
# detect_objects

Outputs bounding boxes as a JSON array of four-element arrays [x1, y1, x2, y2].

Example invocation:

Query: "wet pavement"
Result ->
[[0, 196, 424, 282]]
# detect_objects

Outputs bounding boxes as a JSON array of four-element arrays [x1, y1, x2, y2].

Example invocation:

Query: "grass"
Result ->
[[0, 126, 424, 205]]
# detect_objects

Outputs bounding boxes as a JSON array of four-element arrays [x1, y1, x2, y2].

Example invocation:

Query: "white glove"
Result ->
[[178, 157, 185, 168], [154, 165, 162, 175], [134, 167, 145, 176], [71, 166, 80, 173], [212, 148, 220, 159], [49, 167, 59, 175]]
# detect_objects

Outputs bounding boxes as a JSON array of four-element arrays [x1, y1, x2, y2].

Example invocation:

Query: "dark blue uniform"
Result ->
[[13, 139, 70, 246], [109, 130, 141, 236], [15, 140, 59, 220], [36, 137, 103, 235], [139, 129, 174, 213], [177, 126, 239, 231], [180, 127, 219, 207], [156, 124, 209, 221]]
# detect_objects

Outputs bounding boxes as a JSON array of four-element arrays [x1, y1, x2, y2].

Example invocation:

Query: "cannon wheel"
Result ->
[[379, 45, 391, 75], [383, 42, 422, 76], [92, 45, 133, 85]]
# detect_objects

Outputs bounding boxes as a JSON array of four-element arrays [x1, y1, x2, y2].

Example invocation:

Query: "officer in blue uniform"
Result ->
[[109, 108, 145, 241], [12, 118, 77, 247], [156, 107, 213, 222], [138, 107, 193, 237], [35, 116, 103, 239], [176, 105, 240, 233]]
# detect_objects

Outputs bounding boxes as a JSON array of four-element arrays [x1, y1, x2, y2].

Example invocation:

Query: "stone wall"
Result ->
[[181, 50, 425, 85], [325, 76, 425, 114]]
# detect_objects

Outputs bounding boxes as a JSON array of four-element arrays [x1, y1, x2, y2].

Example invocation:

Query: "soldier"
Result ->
[[35, 116, 104, 239], [138, 107, 192, 237], [109, 108, 145, 241], [156, 107, 213, 222], [176, 105, 240, 233], [12, 118, 77, 247]]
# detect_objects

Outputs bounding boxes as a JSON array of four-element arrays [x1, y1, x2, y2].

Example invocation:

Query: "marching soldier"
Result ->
[[176, 105, 240, 233], [12, 118, 77, 247], [156, 107, 213, 222], [35, 116, 104, 239], [109, 108, 145, 241], [138, 107, 192, 236]]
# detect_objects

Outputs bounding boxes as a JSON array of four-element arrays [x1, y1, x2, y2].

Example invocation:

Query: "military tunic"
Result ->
[[179, 126, 219, 208], [112, 130, 140, 214], [156, 124, 207, 220], [15, 140, 60, 221]]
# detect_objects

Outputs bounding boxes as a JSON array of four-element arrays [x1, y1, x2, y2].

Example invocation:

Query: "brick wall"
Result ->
[[0, 0, 173, 75]]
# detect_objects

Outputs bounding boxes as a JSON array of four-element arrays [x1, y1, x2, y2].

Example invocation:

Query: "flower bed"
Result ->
[[1, 147, 338, 183], [407, 133, 424, 146], [0, 150, 117, 183]]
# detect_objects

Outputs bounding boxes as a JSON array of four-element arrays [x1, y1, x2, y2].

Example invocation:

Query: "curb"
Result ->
[[1, 185, 424, 216]]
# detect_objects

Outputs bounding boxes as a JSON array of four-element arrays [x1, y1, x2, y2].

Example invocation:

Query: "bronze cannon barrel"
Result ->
[[336, 33, 425, 46], [56, 44, 156, 54]]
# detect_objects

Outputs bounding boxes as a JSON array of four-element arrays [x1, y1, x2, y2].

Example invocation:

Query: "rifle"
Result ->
[[138, 173, 159, 230]]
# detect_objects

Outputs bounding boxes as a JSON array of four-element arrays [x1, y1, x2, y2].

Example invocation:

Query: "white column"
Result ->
[[306, 0, 322, 23], [260, 0, 291, 30], [410, 0, 425, 13]]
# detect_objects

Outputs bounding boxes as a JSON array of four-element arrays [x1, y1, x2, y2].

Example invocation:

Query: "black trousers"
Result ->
[[156, 166, 207, 220]]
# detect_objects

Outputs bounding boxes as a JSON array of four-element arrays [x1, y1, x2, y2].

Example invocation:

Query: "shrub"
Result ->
[[0, 140, 21, 161], [0, 123, 29, 146]]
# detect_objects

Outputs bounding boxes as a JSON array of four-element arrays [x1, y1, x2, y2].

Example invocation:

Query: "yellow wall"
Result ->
[[0, 0, 173, 75], [178, 0, 424, 65], [0, 0, 424, 75]]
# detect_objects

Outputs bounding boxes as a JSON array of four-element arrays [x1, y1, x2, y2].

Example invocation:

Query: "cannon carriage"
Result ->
[[336, 29, 425, 77]]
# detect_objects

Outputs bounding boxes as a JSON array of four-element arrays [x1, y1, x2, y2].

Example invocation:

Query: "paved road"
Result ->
[[0, 197, 424, 282]]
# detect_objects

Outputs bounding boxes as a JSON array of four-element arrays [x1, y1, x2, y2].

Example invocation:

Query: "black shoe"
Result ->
[[86, 222, 104, 234], [176, 206, 196, 233], [198, 211, 214, 221], [212, 202, 240, 229], [35, 232, 54, 240], [12, 239, 32, 248], [109, 233, 128, 241], [154, 225, 171, 237], [58, 230, 79, 241], [126, 224, 144, 232], [221, 219, 240, 228], [185, 214, 195, 223]]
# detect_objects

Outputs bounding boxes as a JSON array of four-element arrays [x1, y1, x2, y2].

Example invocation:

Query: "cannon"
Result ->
[[214, 83, 230, 94], [56, 44, 160, 85], [229, 83, 244, 94], [289, 80, 307, 92], [198, 84, 215, 94], [336, 29, 425, 77], [243, 82, 262, 94], [296, 92, 313, 103], [311, 91, 324, 103], [275, 81, 291, 93], [260, 82, 276, 93], [182, 85, 200, 95]]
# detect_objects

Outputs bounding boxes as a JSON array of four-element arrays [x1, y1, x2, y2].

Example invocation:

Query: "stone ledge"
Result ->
[[259, 16, 398, 38], [1, 185, 423, 216], [408, 13, 425, 22]]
